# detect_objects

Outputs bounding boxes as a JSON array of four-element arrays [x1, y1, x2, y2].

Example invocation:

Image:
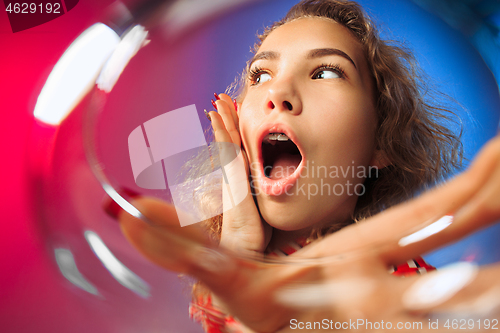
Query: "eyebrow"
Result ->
[[248, 51, 279, 70], [248, 48, 357, 70], [307, 48, 357, 69]]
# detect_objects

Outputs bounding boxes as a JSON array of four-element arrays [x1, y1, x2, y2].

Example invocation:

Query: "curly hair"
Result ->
[[201, 0, 462, 240]]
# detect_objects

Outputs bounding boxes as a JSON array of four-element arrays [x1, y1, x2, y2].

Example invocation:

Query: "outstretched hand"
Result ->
[[118, 134, 500, 332]]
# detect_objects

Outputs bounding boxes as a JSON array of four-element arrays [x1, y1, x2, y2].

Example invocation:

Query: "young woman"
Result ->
[[182, 0, 461, 330], [204, 0, 460, 258], [200, 0, 460, 260], [115, 0, 474, 332]]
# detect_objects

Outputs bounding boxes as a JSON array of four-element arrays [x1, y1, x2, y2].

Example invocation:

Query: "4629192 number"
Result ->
[[5, 3, 61, 14], [444, 319, 498, 330]]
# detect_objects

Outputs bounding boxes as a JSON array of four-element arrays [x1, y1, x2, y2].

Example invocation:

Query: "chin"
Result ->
[[257, 191, 358, 233], [258, 198, 315, 231]]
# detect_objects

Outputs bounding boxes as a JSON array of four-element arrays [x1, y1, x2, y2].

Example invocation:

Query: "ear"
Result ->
[[370, 149, 391, 170]]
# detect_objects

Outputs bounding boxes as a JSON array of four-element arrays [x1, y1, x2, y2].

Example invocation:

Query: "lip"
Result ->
[[256, 123, 306, 196]]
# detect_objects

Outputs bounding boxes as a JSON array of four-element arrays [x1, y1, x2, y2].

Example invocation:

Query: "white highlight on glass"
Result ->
[[34, 23, 120, 125], [103, 183, 144, 219], [97, 25, 149, 93], [85, 230, 150, 298], [402, 261, 478, 310], [55, 248, 100, 296], [398, 215, 453, 247]]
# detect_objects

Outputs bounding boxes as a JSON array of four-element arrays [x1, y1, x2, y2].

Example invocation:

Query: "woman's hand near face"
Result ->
[[209, 93, 272, 255]]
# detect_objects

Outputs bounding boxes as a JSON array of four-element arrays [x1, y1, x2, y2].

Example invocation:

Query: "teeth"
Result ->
[[264, 133, 289, 144], [277, 134, 289, 141]]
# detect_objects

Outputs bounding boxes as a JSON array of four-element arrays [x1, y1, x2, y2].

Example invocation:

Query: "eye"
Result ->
[[312, 64, 346, 80], [249, 67, 272, 86], [256, 72, 272, 84], [313, 69, 340, 79]]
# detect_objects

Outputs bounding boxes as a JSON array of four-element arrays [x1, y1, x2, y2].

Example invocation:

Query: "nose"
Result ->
[[265, 77, 302, 115]]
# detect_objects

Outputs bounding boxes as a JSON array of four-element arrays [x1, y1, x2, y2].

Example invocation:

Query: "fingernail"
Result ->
[[233, 99, 238, 112], [213, 92, 220, 100], [211, 99, 218, 110], [402, 262, 478, 310], [103, 188, 141, 220], [204, 109, 211, 121]]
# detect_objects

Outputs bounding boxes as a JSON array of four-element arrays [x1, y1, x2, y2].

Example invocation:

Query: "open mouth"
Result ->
[[262, 133, 302, 180]]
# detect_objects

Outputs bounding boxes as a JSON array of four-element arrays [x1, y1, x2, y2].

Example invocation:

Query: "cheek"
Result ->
[[319, 101, 376, 137], [344, 110, 377, 154], [314, 106, 377, 162]]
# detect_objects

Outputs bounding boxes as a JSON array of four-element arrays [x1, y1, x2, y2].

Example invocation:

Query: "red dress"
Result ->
[[189, 238, 436, 333]]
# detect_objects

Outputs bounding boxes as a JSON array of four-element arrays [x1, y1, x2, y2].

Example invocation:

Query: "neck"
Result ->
[[266, 227, 312, 253]]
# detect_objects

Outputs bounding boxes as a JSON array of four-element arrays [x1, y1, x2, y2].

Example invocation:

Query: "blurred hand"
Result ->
[[119, 134, 500, 332]]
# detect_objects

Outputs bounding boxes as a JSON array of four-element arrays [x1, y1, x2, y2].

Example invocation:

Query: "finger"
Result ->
[[215, 99, 240, 146], [214, 95, 247, 174], [301, 135, 500, 265], [219, 93, 239, 131], [385, 135, 500, 263], [210, 108, 247, 188], [209, 111, 232, 143], [301, 171, 477, 264], [210, 108, 246, 201], [452, 135, 500, 230], [401, 262, 500, 318], [210, 110, 241, 167]]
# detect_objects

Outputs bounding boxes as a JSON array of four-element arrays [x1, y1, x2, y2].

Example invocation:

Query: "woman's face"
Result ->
[[239, 17, 381, 232]]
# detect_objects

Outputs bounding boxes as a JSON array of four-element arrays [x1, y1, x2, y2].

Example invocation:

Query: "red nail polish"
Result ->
[[213, 92, 220, 100], [233, 99, 238, 112], [211, 99, 218, 110], [103, 188, 141, 220], [122, 188, 140, 198]]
